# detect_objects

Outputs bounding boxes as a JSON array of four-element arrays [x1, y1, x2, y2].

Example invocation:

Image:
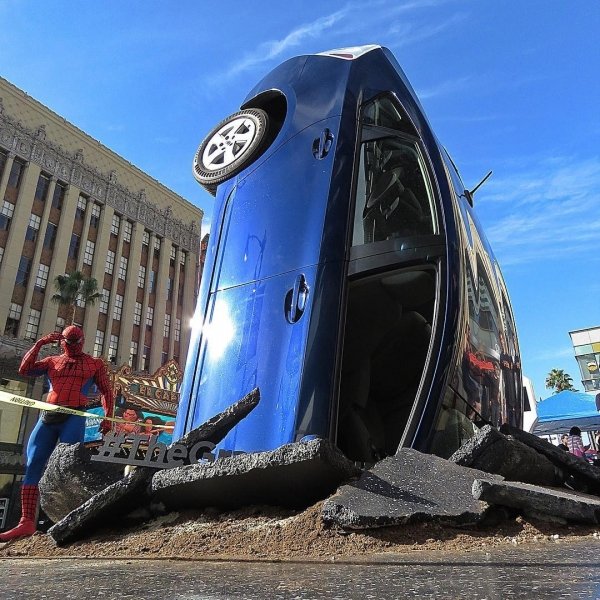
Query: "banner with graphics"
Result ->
[[84, 359, 182, 445]]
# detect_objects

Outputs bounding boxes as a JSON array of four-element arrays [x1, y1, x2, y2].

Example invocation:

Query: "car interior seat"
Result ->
[[369, 270, 436, 455], [338, 280, 402, 462]]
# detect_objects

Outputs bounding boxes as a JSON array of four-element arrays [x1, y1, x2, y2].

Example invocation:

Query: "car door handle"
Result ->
[[285, 274, 310, 324], [312, 129, 334, 160]]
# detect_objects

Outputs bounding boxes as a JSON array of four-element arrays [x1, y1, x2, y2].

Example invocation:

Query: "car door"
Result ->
[[181, 117, 340, 453]]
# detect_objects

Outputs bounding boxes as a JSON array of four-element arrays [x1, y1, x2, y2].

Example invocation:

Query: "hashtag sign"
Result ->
[[91, 432, 128, 464]]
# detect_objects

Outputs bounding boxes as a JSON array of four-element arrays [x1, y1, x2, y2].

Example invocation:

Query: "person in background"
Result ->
[[567, 426, 589, 458], [558, 433, 569, 451]]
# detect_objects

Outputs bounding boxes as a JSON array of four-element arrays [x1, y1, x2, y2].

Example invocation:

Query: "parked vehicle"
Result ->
[[174, 45, 522, 463]]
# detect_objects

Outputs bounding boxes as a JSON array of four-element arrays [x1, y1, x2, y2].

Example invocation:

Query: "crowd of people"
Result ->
[[557, 426, 599, 462]]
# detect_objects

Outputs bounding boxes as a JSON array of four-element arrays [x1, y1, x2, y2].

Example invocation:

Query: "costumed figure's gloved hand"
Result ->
[[99, 419, 112, 435], [38, 332, 62, 346]]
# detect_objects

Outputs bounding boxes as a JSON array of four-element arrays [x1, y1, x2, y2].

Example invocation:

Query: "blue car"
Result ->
[[174, 45, 522, 463]]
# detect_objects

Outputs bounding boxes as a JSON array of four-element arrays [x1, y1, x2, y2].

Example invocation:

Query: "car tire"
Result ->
[[193, 108, 270, 195]]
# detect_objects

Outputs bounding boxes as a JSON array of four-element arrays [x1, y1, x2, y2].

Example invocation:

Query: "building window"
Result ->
[[170, 245, 176, 265], [75, 194, 87, 220], [167, 277, 173, 300], [90, 204, 101, 228], [16, 256, 32, 286], [180, 251, 186, 266], [129, 341, 138, 368], [25, 214, 41, 242], [52, 182, 66, 209], [83, 240, 95, 265], [24, 309, 41, 341], [35, 173, 51, 202], [43, 222, 58, 249], [154, 237, 161, 258], [105, 250, 115, 275], [5, 303, 22, 336], [34, 264, 50, 292], [133, 302, 142, 326], [0, 150, 7, 180], [138, 265, 146, 288], [146, 306, 154, 329], [108, 335, 119, 364], [113, 293, 123, 321], [142, 230, 150, 246], [118, 256, 128, 280], [7, 159, 24, 189], [164, 313, 171, 338], [111, 214, 120, 236], [55, 316, 65, 333], [68, 233, 80, 259], [174, 318, 181, 342], [99, 289, 110, 314], [123, 221, 132, 243], [149, 270, 156, 293], [143, 345, 150, 371], [162, 351, 168, 365], [0, 200, 15, 231], [93, 330, 105, 357]]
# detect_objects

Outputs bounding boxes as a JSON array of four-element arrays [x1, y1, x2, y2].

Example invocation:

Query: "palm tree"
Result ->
[[51, 271, 102, 325], [545, 368, 577, 394]]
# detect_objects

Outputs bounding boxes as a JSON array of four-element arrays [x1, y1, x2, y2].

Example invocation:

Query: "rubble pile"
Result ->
[[8, 393, 600, 550]]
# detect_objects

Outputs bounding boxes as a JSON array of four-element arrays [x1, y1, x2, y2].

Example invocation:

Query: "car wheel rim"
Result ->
[[201, 117, 258, 171]]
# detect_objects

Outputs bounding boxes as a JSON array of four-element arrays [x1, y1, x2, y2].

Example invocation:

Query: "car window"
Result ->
[[362, 95, 416, 136], [352, 136, 437, 245]]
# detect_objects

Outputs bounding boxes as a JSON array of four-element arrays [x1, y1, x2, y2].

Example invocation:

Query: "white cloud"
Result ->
[[477, 156, 600, 266], [220, 9, 350, 81], [388, 11, 467, 50], [212, 0, 463, 85]]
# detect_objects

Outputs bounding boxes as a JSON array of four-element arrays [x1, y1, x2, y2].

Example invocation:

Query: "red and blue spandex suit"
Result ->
[[0, 326, 114, 542]]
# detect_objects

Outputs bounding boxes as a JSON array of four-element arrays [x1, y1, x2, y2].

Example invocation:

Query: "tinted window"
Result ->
[[362, 95, 417, 136], [16, 256, 32, 286], [44, 223, 57, 249], [7, 160, 24, 189], [68, 233, 80, 259], [353, 137, 436, 245], [52, 183, 66, 209], [35, 174, 50, 202]]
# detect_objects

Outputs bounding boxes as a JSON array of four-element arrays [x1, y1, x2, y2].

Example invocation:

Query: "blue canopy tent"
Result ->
[[533, 390, 600, 435]]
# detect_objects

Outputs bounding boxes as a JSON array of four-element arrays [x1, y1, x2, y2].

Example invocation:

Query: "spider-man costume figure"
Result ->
[[0, 325, 114, 542]]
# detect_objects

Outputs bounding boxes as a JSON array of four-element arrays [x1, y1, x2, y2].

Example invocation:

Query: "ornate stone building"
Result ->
[[0, 77, 202, 528]]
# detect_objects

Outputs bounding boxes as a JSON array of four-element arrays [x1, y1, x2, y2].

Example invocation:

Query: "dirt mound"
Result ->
[[2, 502, 599, 561]]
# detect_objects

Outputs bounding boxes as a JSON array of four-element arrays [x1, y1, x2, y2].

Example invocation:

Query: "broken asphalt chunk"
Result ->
[[39, 441, 124, 523], [151, 438, 361, 510], [48, 388, 260, 545], [501, 424, 600, 494], [473, 479, 600, 525], [322, 448, 503, 530], [450, 425, 563, 486]]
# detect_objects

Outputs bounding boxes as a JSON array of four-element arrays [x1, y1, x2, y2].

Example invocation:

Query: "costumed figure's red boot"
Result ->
[[0, 484, 39, 542]]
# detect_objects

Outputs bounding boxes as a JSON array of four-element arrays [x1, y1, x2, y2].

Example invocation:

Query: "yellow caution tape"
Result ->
[[0, 390, 174, 430]]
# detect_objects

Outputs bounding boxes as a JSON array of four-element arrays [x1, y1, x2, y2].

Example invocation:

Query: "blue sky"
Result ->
[[1, 0, 599, 402]]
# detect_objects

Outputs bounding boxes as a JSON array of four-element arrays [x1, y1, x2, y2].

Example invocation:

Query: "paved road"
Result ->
[[4, 541, 600, 599]]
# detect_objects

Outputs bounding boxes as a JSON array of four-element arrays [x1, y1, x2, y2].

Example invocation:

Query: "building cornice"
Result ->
[[0, 108, 200, 254]]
